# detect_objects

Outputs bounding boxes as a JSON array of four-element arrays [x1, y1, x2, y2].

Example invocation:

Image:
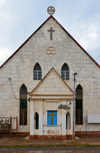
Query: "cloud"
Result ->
[[0, 0, 5, 3], [57, 12, 100, 53], [0, 0, 100, 65], [0, 47, 14, 66], [0, 0, 5, 8], [74, 19, 100, 51]]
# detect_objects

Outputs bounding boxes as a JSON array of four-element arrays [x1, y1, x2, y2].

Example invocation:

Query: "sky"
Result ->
[[0, 0, 100, 66]]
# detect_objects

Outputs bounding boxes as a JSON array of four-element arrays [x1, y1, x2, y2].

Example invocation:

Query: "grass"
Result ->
[[65, 141, 81, 144], [27, 141, 31, 143], [71, 141, 81, 144], [0, 144, 100, 148]]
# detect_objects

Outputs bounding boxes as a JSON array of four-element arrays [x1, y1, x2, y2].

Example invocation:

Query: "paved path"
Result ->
[[0, 136, 100, 146], [0, 147, 100, 152]]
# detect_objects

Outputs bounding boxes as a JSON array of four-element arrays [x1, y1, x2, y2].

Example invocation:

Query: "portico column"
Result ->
[[39, 100, 43, 135], [71, 101, 73, 135], [62, 100, 66, 135], [30, 100, 34, 135]]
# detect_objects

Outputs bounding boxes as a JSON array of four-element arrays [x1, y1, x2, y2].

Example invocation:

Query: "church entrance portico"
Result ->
[[28, 68, 74, 139]]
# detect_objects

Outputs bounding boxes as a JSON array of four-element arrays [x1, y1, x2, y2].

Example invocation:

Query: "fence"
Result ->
[[0, 116, 18, 136]]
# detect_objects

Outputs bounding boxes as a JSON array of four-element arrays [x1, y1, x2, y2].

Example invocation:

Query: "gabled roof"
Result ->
[[28, 67, 73, 95], [0, 15, 100, 68]]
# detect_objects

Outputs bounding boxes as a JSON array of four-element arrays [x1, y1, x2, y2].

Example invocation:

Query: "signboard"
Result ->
[[12, 118, 17, 130], [88, 114, 100, 123]]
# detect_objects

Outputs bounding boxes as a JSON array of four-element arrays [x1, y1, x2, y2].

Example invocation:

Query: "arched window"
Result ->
[[76, 85, 83, 125], [61, 63, 69, 80], [34, 112, 39, 129], [66, 112, 70, 129], [20, 85, 27, 125], [33, 63, 42, 80]]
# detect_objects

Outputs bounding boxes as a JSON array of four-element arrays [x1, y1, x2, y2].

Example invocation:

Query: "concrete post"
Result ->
[[71, 101, 73, 135], [39, 100, 43, 135], [30, 100, 34, 135], [62, 100, 66, 135]]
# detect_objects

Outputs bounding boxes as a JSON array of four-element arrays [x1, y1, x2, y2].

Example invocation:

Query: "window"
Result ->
[[76, 85, 83, 125], [66, 112, 70, 129], [47, 111, 57, 126], [33, 63, 42, 80], [34, 112, 39, 129], [20, 85, 27, 125], [61, 63, 69, 80]]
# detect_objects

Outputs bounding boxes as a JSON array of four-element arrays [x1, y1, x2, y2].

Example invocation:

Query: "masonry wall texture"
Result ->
[[0, 16, 100, 135]]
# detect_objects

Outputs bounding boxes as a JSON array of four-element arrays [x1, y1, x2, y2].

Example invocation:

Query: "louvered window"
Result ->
[[34, 112, 39, 129]]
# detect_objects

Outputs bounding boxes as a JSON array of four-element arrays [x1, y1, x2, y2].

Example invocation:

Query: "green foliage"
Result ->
[[0, 144, 100, 148]]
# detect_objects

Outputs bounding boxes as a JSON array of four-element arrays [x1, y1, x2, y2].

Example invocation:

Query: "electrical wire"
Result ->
[[0, 80, 9, 87], [9, 79, 19, 100], [0, 78, 19, 100]]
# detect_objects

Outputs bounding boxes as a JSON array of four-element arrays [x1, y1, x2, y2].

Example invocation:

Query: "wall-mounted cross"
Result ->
[[48, 27, 55, 40], [48, 112, 56, 125]]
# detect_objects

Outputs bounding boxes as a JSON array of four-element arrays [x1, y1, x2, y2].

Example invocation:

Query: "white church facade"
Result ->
[[0, 14, 100, 139]]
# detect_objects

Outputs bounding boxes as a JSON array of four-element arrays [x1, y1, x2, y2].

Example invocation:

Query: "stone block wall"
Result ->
[[0, 17, 100, 133]]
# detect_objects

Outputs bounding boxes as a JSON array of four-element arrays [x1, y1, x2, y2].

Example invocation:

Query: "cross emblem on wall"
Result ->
[[48, 27, 55, 40], [48, 112, 56, 125]]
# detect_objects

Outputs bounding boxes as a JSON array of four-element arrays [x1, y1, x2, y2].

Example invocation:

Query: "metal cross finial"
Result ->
[[47, 6, 55, 15]]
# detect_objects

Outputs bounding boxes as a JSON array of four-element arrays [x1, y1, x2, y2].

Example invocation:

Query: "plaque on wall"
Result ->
[[47, 47, 56, 56]]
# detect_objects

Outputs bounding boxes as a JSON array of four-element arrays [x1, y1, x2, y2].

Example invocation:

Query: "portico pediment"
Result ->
[[28, 68, 73, 100]]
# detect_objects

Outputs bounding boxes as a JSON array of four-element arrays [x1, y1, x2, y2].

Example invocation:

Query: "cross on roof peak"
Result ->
[[47, 6, 55, 16]]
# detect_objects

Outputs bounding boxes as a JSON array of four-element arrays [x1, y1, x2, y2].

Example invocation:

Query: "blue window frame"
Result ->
[[47, 111, 57, 125]]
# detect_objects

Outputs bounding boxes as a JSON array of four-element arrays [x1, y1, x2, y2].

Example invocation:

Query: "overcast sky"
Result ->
[[0, 0, 100, 66]]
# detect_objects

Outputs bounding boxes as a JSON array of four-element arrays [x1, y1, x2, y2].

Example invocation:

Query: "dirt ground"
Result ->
[[0, 136, 100, 146]]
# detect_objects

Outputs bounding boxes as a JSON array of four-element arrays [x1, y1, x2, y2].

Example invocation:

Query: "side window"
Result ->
[[61, 63, 69, 80], [34, 112, 39, 129], [66, 112, 70, 129], [33, 63, 42, 80], [20, 84, 27, 125], [47, 111, 57, 126], [76, 85, 83, 125]]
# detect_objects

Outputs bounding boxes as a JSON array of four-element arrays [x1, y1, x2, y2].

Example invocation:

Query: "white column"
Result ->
[[30, 100, 34, 135], [71, 101, 73, 135], [39, 100, 43, 135], [62, 100, 66, 135]]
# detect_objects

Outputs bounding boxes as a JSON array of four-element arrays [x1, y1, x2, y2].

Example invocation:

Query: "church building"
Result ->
[[0, 7, 100, 139]]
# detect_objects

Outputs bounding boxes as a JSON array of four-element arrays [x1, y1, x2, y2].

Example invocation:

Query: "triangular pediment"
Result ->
[[29, 68, 73, 96], [0, 16, 99, 69]]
